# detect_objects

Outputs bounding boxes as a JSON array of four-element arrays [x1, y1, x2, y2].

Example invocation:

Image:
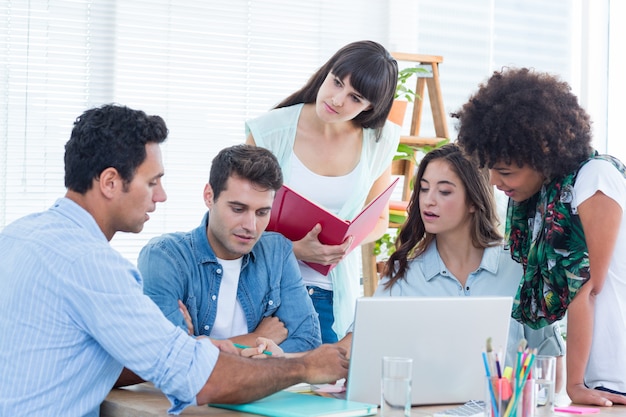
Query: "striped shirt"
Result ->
[[0, 198, 218, 416]]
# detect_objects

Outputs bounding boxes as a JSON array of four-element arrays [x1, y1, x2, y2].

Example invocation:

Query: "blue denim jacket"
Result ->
[[138, 212, 321, 352]]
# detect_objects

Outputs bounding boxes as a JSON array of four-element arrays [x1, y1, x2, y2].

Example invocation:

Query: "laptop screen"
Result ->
[[346, 296, 512, 405]]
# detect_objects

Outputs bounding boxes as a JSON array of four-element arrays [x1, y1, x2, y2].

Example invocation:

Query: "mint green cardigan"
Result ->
[[246, 103, 400, 337]]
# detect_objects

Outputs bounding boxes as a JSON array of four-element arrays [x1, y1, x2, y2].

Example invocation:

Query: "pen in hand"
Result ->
[[233, 343, 273, 356]]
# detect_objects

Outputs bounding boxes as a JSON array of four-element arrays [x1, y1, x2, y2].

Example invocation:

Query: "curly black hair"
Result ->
[[452, 67, 593, 180], [64, 104, 168, 193]]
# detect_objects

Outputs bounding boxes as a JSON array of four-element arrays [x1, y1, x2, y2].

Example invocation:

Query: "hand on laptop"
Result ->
[[335, 333, 353, 359], [300, 344, 349, 384], [240, 338, 349, 384]]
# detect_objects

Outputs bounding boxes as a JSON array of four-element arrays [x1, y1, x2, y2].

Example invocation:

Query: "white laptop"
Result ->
[[346, 296, 512, 406]]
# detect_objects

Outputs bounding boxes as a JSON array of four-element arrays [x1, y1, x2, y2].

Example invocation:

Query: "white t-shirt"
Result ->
[[573, 159, 626, 392], [209, 257, 248, 339]]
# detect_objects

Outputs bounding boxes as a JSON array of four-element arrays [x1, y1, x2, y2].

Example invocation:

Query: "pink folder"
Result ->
[[267, 178, 399, 275]]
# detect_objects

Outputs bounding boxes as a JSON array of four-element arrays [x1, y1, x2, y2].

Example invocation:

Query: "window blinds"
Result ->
[[1, 0, 604, 264]]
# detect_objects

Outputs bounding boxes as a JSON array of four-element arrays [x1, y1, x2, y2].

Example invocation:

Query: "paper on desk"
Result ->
[[284, 383, 313, 393], [313, 379, 346, 394]]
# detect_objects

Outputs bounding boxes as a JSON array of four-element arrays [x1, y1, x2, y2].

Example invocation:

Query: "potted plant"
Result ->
[[395, 66, 425, 102], [387, 66, 429, 125]]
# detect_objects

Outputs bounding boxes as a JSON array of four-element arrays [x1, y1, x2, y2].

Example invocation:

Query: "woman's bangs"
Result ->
[[332, 59, 383, 104]]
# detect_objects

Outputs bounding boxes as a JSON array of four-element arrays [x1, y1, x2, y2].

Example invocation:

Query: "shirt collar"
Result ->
[[421, 241, 502, 281], [52, 197, 108, 242], [479, 245, 502, 274], [421, 242, 445, 282]]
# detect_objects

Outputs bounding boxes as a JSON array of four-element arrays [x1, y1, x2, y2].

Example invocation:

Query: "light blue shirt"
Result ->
[[246, 103, 401, 337], [0, 198, 218, 417], [138, 212, 322, 352], [373, 243, 565, 366]]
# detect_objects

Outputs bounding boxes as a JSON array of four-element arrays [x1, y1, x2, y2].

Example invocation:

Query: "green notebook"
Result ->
[[210, 390, 378, 417]]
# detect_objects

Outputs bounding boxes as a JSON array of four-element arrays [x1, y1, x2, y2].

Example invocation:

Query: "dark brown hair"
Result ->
[[383, 143, 502, 287], [275, 40, 398, 140], [209, 144, 283, 201]]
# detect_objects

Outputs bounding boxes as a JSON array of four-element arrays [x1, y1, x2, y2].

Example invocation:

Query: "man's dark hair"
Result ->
[[64, 104, 168, 193], [209, 144, 283, 201]]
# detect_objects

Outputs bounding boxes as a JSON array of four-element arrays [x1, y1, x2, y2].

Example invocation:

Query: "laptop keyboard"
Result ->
[[433, 400, 485, 417]]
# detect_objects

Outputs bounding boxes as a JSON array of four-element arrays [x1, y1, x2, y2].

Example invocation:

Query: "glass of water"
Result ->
[[381, 356, 413, 417]]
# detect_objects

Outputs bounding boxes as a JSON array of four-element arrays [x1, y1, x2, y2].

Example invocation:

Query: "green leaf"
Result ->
[[395, 66, 430, 102]]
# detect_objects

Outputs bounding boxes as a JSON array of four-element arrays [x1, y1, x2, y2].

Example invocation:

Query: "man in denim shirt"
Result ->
[[139, 145, 322, 353]]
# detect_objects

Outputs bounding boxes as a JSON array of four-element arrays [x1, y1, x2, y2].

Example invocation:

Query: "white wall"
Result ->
[[607, 0, 626, 161]]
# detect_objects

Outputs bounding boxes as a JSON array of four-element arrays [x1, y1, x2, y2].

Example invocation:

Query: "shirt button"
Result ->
[[204, 325, 209, 330], [442, 271, 447, 275], [308, 288, 315, 295], [211, 295, 217, 301], [268, 300, 274, 306], [466, 286, 470, 291], [216, 269, 222, 274]]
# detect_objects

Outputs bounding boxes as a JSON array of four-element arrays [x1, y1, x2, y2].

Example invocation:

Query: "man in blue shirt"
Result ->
[[138, 145, 322, 352], [0, 104, 348, 417]]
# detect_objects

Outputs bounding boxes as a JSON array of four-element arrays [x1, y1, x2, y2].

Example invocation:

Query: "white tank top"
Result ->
[[289, 154, 363, 289]]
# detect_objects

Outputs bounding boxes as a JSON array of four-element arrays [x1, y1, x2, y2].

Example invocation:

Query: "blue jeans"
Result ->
[[306, 286, 338, 343]]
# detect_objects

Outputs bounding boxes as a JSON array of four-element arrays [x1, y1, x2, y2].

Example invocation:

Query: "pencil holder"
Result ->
[[485, 376, 535, 417]]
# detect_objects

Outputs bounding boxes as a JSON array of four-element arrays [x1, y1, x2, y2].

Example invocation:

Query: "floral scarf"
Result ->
[[507, 152, 626, 329]]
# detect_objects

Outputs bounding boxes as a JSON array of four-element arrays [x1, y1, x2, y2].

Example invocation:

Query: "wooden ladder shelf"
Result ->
[[361, 52, 450, 296]]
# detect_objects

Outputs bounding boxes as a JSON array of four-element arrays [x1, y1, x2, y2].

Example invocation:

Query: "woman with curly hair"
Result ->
[[454, 67, 626, 407]]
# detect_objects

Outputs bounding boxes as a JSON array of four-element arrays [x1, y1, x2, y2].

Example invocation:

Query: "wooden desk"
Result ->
[[101, 383, 626, 417], [101, 383, 234, 416]]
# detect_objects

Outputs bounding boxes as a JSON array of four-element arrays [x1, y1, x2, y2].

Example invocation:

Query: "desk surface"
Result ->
[[100, 383, 626, 417]]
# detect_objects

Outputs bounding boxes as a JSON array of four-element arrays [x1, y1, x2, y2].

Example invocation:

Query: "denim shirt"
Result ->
[[138, 212, 322, 353]]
